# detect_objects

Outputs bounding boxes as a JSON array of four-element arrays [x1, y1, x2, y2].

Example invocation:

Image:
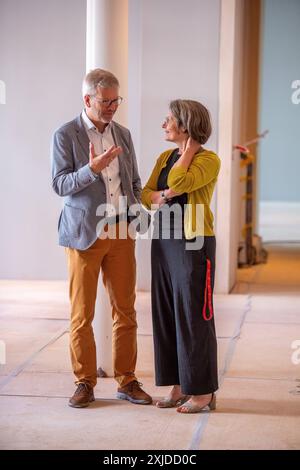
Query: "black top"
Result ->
[[154, 149, 187, 238]]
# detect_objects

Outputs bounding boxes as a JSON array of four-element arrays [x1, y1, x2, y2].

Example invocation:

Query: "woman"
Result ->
[[141, 99, 220, 413]]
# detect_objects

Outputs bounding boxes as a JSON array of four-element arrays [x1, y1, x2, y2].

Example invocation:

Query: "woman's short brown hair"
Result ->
[[169, 99, 212, 144]]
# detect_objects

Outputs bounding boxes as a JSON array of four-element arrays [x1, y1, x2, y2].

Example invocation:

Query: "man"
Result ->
[[51, 68, 152, 408]]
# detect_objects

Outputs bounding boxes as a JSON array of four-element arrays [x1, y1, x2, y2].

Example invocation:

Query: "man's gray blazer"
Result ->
[[51, 115, 142, 250]]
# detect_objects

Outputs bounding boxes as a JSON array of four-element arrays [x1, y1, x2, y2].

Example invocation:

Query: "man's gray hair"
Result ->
[[82, 68, 119, 97]]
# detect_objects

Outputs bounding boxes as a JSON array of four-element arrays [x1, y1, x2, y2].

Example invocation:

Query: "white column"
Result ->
[[215, 0, 237, 294], [86, 0, 128, 126], [86, 0, 128, 376]]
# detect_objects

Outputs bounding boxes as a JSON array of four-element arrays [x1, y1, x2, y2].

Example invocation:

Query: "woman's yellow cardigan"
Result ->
[[141, 148, 221, 239]]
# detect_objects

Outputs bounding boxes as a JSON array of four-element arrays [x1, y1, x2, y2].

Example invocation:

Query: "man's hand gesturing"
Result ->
[[89, 142, 122, 174]]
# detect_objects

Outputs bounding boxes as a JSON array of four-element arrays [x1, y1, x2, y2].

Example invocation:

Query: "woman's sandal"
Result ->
[[156, 395, 190, 408], [176, 393, 216, 414]]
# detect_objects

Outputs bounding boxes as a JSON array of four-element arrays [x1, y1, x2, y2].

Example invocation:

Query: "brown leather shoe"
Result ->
[[116, 380, 152, 405], [68, 382, 95, 408]]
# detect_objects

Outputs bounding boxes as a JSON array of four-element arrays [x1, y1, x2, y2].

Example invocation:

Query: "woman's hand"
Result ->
[[173, 137, 202, 171], [150, 191, 165, 207], [164, 188, 182, 199], [183, 137, 202, 155]]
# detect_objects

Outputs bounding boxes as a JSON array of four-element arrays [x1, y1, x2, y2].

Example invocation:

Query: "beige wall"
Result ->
[[0, 0, 86, 280], [0, 0, 259, 293]]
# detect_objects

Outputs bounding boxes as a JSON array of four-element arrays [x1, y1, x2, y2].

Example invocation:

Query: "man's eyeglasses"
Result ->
[[91, 96, 123, 107]]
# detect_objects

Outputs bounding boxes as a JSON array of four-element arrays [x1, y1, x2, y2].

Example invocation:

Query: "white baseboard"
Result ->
[[259, 201, 300, 242]]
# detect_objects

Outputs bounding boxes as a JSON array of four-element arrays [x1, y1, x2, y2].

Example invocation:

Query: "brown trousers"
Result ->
[[66, 222, 137, 388]]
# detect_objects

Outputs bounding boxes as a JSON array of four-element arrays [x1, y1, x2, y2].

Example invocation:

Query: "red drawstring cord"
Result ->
[[202, 258, 213, 321]]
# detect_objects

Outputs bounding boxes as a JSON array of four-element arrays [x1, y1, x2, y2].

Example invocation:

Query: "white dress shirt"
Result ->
[[81, 110, 127, 217]]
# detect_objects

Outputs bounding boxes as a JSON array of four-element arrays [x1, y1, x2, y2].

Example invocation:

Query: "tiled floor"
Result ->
[[0, 244, 299, 449]]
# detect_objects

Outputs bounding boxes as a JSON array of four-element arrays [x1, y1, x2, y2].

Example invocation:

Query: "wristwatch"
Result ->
[[161, 190, 169, 202]]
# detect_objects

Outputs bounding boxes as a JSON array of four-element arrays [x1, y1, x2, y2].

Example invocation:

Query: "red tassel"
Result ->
[[202, 259, 213, 321]]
